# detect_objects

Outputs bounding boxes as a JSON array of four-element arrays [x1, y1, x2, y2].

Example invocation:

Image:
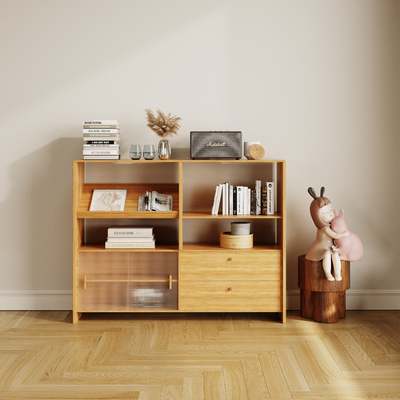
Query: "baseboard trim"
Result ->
[[0, 290, 72, 310], [0, 289, 399, 311], [287, 289, 400, 311]]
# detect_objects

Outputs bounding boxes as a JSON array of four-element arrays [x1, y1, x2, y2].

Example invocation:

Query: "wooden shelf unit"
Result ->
[[73, 159, 286, 323]]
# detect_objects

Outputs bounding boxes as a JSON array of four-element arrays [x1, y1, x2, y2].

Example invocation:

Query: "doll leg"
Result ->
[[332, 252, 342, 281], [322, 254, 335, 281]]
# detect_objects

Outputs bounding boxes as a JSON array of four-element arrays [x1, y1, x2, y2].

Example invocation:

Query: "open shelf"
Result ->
[[182, 211, 282, 219], [78, 244, 179, 252], [181, 243, 281, 251], [77, 183, 179, 219]]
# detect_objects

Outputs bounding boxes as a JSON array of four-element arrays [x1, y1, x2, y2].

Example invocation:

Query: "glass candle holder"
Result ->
[[143, 144, 155, 160], [130, 145, 141, 160]]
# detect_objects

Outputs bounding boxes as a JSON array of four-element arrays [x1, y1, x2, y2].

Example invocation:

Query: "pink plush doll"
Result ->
[[331, 209, 364, 261], [305, 187, 349, 281]]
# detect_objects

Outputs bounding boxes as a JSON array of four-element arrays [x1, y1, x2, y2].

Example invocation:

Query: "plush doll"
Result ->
[[331, 209, 364, 261], [305, 187, 349, 281]]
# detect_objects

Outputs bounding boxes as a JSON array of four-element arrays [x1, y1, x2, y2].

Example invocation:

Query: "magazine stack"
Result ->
[[137, 191, 173, 211], [83, 120, 120, 160], [105, 226, 155, 249]]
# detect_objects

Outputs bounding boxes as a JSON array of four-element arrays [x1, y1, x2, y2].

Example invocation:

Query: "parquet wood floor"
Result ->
[[0, 311, 399, 399]]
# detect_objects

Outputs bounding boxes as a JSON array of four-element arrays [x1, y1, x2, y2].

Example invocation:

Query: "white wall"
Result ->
[[0, 0, 399, 310]]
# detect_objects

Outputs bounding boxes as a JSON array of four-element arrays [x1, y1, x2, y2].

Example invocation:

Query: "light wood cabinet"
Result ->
[[73, 159, 286, 323]]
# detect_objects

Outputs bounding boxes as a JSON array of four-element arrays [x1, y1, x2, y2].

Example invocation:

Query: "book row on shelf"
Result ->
[[82, 120, 120, 160], [212, 180, 274, 216], [105, 226, 155, 248]]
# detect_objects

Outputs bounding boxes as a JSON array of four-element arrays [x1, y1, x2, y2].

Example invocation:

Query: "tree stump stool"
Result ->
[[298, 255, 350, 323]]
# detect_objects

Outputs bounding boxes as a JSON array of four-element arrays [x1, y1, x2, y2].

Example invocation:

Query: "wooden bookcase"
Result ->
[[72, 159, 286, 323]]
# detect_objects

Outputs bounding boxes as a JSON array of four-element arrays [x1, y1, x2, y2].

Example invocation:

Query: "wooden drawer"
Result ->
[[179, 281, 282, 312], [180, 250, 281, 281]]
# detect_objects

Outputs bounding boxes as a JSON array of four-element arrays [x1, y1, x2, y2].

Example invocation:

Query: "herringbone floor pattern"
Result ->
[[0, 311, 399, 399]]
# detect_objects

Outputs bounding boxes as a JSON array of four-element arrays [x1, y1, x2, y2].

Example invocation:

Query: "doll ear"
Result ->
[[334, 209, 338, 217], [308, 187, 317, 199], [320, 187, 325, 197], [340, 209, 344, 217]]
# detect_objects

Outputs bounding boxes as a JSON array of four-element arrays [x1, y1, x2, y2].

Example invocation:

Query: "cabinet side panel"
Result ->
[[276, 162, 286, 322], [73, 162, 85, 323]]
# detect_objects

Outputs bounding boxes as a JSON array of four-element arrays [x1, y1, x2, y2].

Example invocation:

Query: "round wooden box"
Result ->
[[220, 232, 253, 249]]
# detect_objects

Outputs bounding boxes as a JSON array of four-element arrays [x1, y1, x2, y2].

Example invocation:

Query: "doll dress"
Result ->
[[305, 226, 336, 261]]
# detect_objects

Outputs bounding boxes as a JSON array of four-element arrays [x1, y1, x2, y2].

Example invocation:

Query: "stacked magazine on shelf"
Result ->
[[83, 120, 120, 160], [211, 180, 274, 216], [105, 226, 155, 249], [137, 191, 173, 211]]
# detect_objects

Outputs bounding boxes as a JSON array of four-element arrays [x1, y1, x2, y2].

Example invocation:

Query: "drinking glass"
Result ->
[[143, 144, 155, 160], [130, 145, 141, 160]]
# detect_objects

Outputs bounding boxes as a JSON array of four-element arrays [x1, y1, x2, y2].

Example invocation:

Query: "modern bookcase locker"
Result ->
[[72, 159, 286, 323]]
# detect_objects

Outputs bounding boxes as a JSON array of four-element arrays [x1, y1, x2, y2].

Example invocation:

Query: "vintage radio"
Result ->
[[190, 131, 242, 159]]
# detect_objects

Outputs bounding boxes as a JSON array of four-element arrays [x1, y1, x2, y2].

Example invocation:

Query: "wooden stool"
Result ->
[[298, 255, 350, 323]]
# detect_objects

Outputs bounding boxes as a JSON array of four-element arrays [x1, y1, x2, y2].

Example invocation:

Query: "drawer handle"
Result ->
[[83, 275, 87, 290], [228, 287, 233, 291], [228, 258, 233, 261], [169, 275, 172, 290]]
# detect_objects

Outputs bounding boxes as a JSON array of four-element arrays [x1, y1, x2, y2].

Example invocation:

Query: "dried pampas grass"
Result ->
[[145, 108, 181, 139]]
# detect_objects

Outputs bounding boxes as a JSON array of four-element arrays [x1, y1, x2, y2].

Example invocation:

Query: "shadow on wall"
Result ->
[[3, 138, 82, 290]]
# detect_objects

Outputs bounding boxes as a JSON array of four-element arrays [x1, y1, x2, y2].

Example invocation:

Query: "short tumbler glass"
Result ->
[[130, 145, 141, 160], [143, 144, 155, 160]]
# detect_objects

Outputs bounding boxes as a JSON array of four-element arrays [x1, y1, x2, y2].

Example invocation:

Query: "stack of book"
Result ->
[[83, 120, 120, 160], [211, 180, 274, 216], [105, 226, 155, 248]]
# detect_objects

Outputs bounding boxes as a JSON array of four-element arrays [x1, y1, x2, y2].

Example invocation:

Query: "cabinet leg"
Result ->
[[313, 292, 339, 323], [300, 289, 314, 319], [73, 311, 82, 324]]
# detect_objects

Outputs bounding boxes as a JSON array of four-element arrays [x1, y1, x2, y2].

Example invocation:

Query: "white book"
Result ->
[[256, 180, 261, 215], [237, 186, 242, 215], [215, 184, 223, 215], [83, 144, 120, 148], [89, 189, 126, 211], [212, 184, 223, 215], [108, 226, 154, 238], [83, 155, 120, 160], [83, 129, 120, 134], [225, 183, 229, 216], [266, 182, 275, 215], [83, 150, 119, 155], [105, 241, 155, 249], [211, 185, 219, 215], [229, 185, 233, 215], [107, 235, 155, 243], [247, 188, 251, 215], [83, 133, 120, 139], [83, 120, 119, 125], [83, 124, 120, 129], [221, 184, 226, 215], [243, 186, 248, 215]]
